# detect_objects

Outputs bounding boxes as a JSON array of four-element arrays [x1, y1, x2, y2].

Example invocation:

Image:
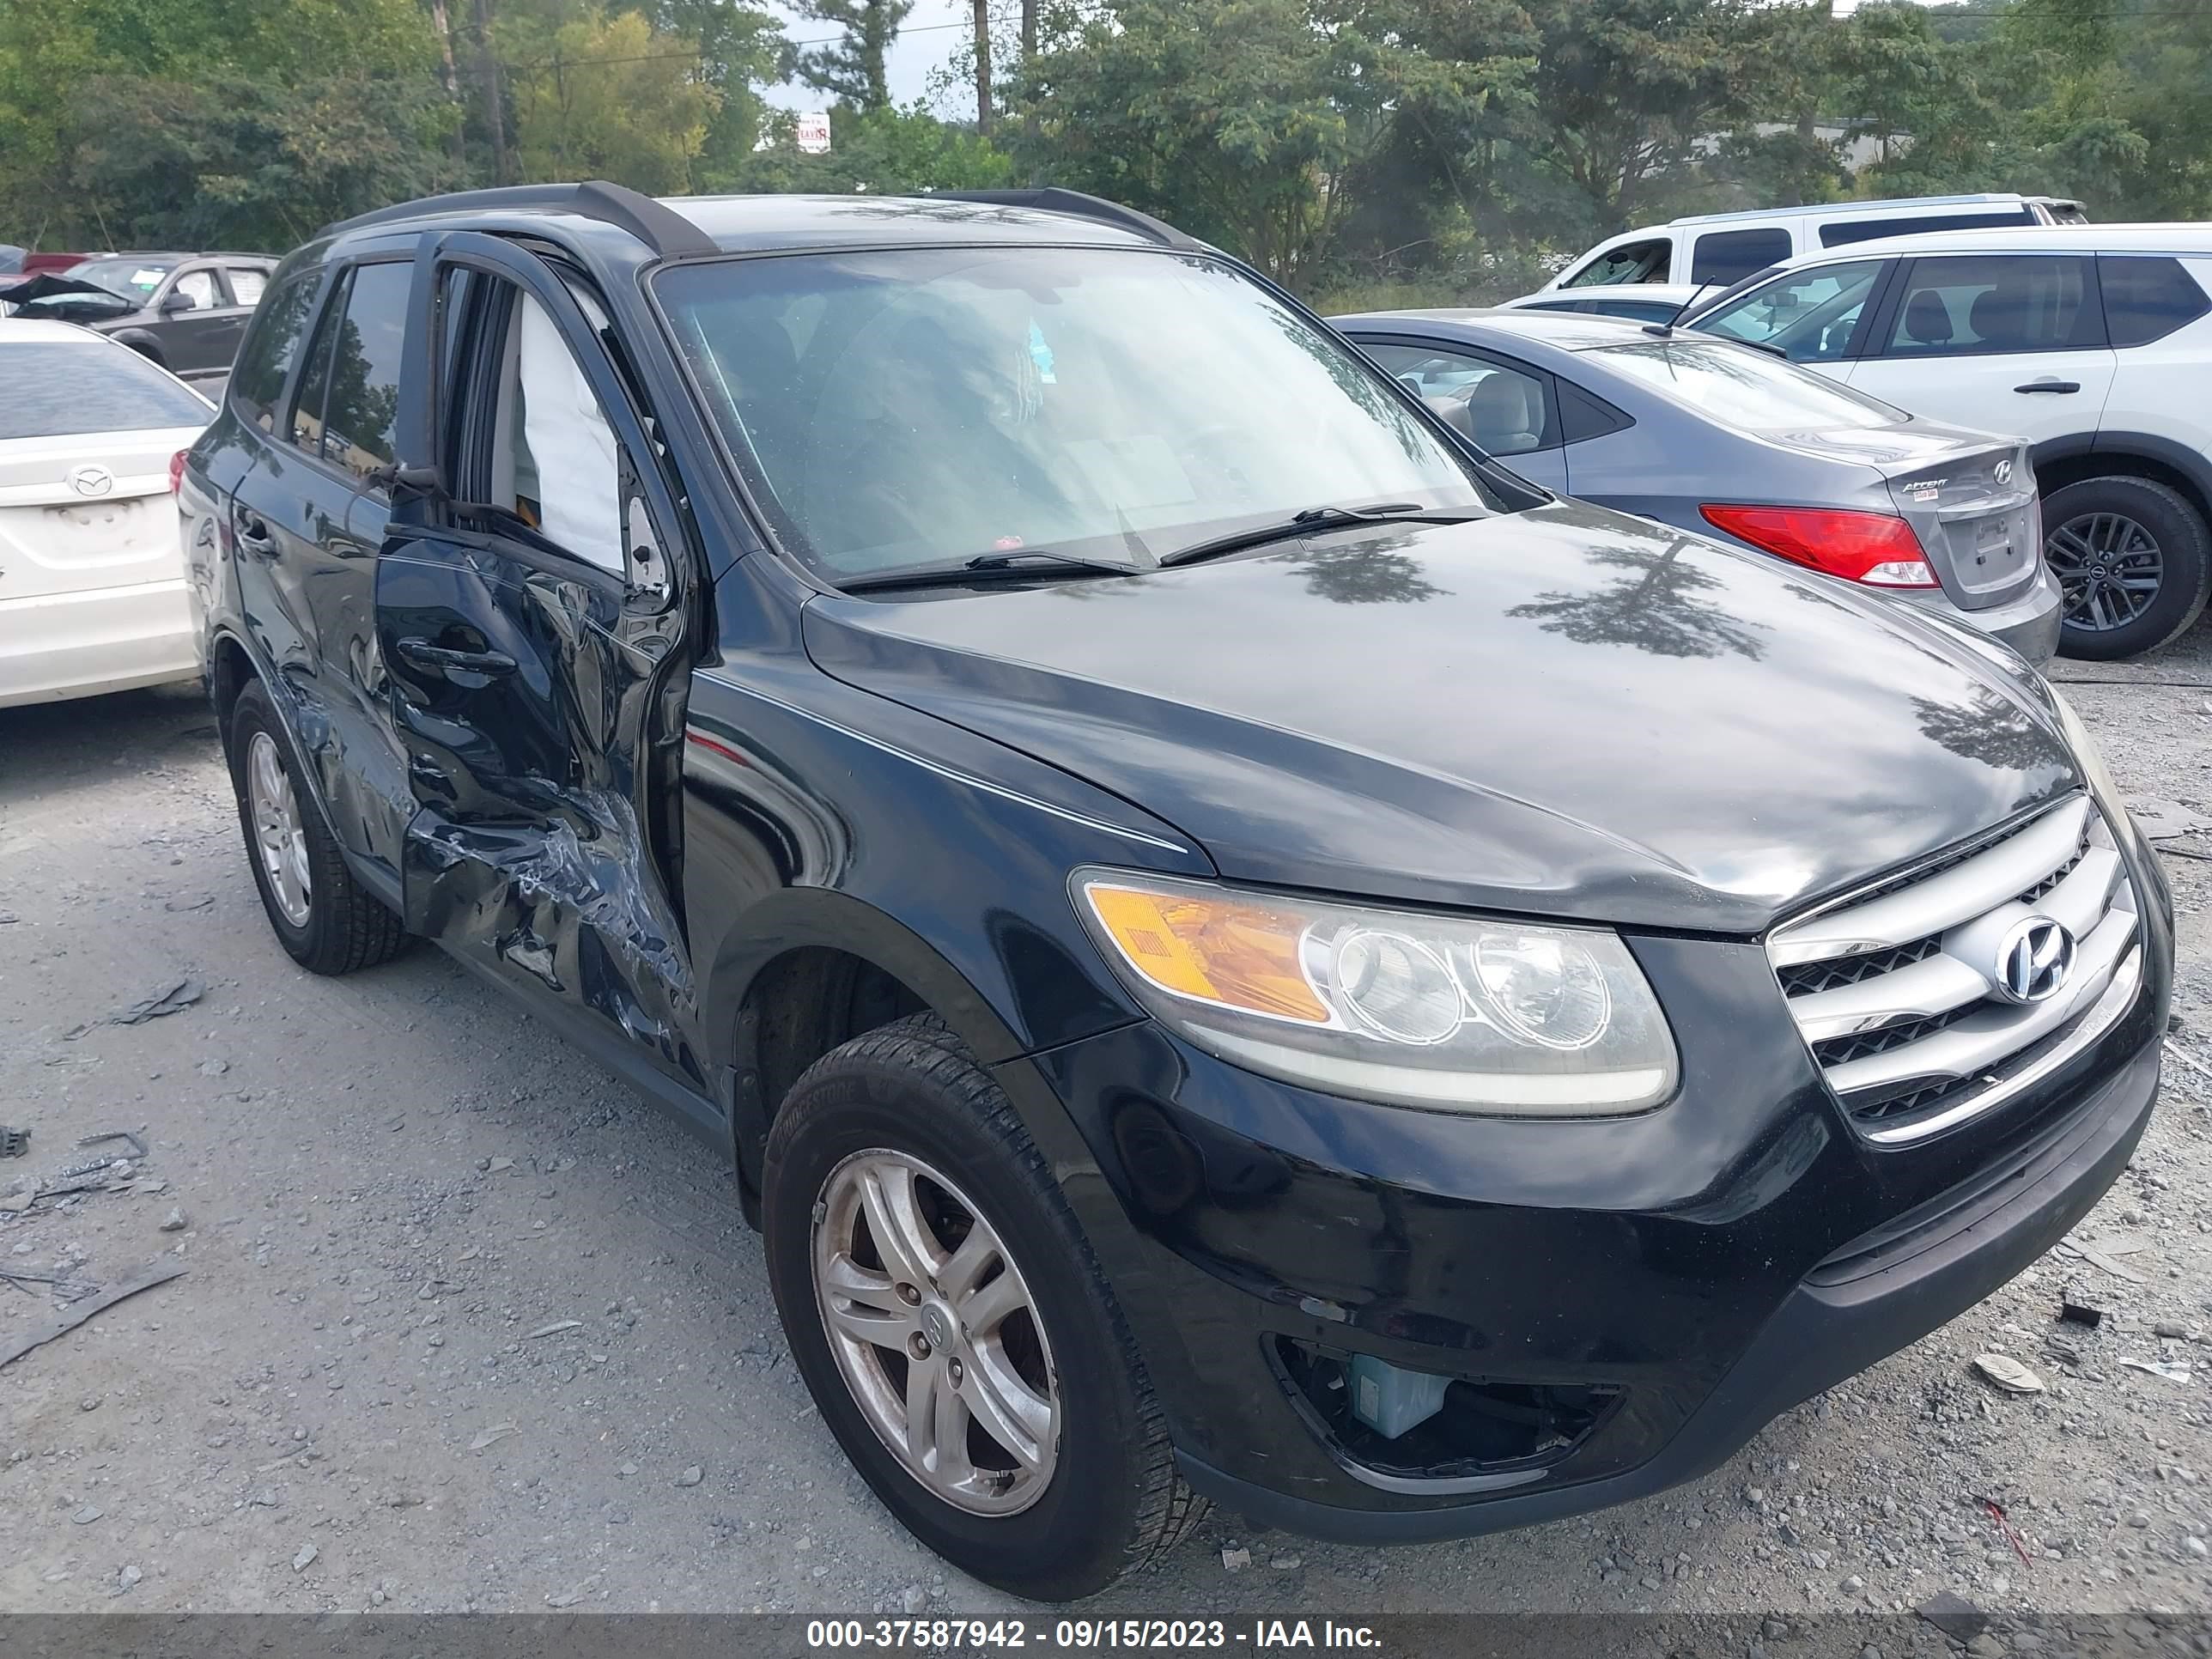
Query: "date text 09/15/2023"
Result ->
[[803, 1619, 1385, 1650]]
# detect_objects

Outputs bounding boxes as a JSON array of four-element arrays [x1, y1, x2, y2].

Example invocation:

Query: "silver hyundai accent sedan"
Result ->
[[1331, 307, 2063, 664]]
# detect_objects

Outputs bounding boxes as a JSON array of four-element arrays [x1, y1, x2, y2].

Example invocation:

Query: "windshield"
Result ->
[[1583, 337, 1908, 432], [654, 247, 1491, 583], [67, 257, 178, 301]]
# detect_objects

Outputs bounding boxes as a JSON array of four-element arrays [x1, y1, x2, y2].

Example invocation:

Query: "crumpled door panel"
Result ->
[[377, 532, 702, 1093]]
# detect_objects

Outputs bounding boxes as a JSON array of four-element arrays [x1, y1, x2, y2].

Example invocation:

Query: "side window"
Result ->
[[1690, 228, 1792, 288], [1694, 259, 1883, 362], [315, 261, 411, 486], [227, 267, 269, 307], [172, 269, 218, 311], [1359, 342, 1553, 456], [228, 270, 319, 434], [489, 288, 623, 572], [2099, 256, 2210, 349], [1881, 255, 2100, 358], [1819, 208, 2038, 248], [290, 271, 349, 458], [1565, 238, 1673, 288]]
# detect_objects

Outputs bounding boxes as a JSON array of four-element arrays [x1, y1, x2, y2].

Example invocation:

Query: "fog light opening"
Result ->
[[1273, 1336, 1621, 1482]]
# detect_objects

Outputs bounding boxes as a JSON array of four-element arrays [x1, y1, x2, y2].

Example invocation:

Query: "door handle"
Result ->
[[231, 509, 276, 556], [394, 637, 518, 678], [2014, 380, 2081, 394]]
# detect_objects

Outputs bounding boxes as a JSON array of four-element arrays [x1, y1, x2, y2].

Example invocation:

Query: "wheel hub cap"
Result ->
[[2047, 511, 2162, 633], [811, 1150, 1060, 1516], [246, 731, 312, 927]]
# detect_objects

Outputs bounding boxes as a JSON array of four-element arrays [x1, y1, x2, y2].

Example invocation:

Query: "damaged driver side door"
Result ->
[[373, 234, 710, 1105]]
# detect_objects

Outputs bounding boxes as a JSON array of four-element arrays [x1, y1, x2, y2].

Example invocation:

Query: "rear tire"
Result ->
[[763, 1013, 1203, 1601], [225, 679, 408, 975], [2047, 475, 2211, 661]]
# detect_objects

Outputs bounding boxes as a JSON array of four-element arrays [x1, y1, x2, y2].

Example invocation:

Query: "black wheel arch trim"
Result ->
[[108, 326, 165, 361], [204, 622, 404, 916], [704, 884, 1141, 1208], [2034, 430, 2212, 520]]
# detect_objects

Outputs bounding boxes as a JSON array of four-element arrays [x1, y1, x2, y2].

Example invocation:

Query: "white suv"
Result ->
[[1681, 224, 2212, 660], [1541, 194, 2086, 295]]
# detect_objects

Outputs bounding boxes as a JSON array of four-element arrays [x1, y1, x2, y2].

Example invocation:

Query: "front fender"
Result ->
[[104, 326, 165, 363]]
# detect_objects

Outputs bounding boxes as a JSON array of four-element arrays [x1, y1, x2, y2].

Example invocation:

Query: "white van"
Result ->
[[1542, 194, 2087, 294]]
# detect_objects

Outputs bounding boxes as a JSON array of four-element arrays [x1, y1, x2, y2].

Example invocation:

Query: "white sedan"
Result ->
[[0, 318, 212, 707]]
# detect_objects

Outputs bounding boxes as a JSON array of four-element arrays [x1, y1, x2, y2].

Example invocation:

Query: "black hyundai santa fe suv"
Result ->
[[181, 183, 2171, 1601]]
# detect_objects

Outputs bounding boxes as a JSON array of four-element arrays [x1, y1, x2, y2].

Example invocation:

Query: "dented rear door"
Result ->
[[374, 233, 708, 1098]]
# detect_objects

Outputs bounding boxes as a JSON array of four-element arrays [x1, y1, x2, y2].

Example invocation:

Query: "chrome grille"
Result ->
[[1769, 796, 2142, 1144]]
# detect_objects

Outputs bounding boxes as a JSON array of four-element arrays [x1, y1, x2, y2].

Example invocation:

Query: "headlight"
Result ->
[[2051, 688, 2125, 812], [1073, 870, 1678, 1116]]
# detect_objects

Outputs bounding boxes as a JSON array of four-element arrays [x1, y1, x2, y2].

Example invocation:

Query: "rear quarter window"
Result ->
[[229, 270, 320, 434], [2099, 255, 2209, 348], [0, 341, 211, 438]]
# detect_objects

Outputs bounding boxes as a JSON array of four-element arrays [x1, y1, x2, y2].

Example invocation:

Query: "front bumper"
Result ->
[[1009, 892, 2169, 1542], [1176, 1033, 2156, 1541]]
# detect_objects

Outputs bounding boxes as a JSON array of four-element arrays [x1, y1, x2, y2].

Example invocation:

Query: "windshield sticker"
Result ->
[[130, 269, 163, 289], [1028, 320, 1057, 384]]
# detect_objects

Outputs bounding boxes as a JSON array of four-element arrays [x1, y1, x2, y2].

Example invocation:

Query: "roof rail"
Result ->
[[933, 188, 1197, 248], [320, 180, 721, 259], [1669, 192, 2025, 228]]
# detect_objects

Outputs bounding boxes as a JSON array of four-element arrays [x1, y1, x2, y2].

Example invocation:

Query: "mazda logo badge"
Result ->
[[1994, 915, 2073, 1004], [1993, 459, 2014, 486], [67, 465, 114, 498]]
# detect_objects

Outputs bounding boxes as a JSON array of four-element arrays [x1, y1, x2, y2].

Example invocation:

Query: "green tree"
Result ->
[[1024, 0, 1384, 286], [508, 7, 720, 191], [793, 0, 914, 113], [653, 0, 785, 183], [728, 102, 1013, 194]]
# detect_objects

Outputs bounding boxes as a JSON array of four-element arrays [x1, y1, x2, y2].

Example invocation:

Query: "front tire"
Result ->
[[763, 1014, 1202, 1601], [2046, 475, 2212, 660], [225, 679, 408, 975]]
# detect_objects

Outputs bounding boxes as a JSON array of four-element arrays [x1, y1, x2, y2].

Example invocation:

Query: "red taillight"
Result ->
[[169, 450, 188, 494], [1699, 503, 1937, 588]]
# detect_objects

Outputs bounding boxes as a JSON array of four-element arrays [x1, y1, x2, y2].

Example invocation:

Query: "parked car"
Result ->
[[0, 319, 212, 707], [5, 252, 276, 379], [0, 246, 88, 301], [185, 182, 2168, 1601], [1330, 308, 2061, 663], [1680, 223, 2212, 660], [1499, 282, 1711, 325], [1545, 194, 2088, 295]]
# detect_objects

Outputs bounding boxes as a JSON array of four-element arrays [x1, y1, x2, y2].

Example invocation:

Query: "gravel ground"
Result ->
[[4, 632, 2212, 1625]]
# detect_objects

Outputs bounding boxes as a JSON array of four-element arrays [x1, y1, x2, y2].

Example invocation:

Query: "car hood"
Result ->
[[799, 501, 2077, 933], [1, 274, 133, 317]]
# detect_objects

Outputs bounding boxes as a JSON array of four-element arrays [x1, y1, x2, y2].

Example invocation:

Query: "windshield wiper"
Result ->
[[835, 550, 1143, 595], [1157, 503, 1483, 569]]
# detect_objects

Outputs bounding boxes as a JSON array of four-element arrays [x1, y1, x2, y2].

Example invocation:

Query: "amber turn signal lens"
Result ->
[[1083, 883, 1328, 1024]]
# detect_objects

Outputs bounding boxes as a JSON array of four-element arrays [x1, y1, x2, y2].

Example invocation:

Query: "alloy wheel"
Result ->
[[2047, 511, 2164, 633], [246, 730, 312, 927], [811, 1149, 1060, 1516]]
